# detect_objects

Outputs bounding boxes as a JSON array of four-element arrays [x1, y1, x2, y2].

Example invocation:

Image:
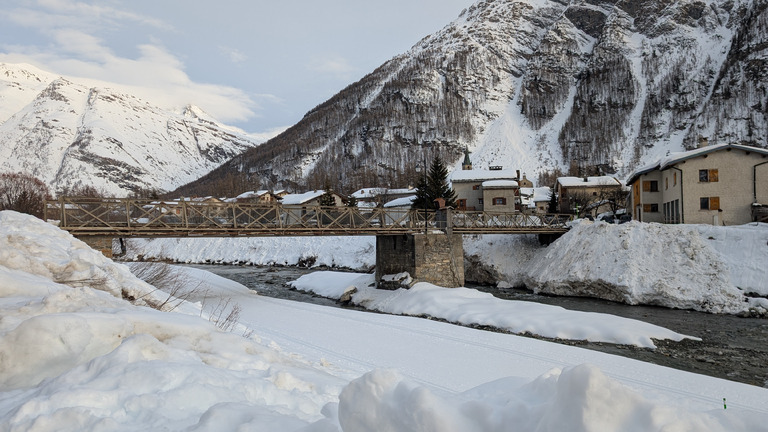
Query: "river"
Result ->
[[182, 263, 768, 388]]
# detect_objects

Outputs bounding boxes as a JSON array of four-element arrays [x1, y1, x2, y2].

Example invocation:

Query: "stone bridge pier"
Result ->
[[375, 233, 464, 289]]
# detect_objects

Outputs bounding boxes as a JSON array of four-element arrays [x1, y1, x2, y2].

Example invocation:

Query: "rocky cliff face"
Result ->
[[184, 0, 766, 196], [0, 63, 262, 196]]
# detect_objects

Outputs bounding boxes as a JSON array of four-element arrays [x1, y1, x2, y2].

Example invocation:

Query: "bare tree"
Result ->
[[598, 186, 629, 217], [0, 172, 52, 218]]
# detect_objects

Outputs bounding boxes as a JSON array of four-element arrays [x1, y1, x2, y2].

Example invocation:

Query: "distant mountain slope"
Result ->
[[177, 0, 767, 196], [0, 63, 263, 196]]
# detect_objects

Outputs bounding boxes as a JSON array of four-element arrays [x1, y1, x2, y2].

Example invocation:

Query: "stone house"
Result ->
[[625, 143, 768, 225]]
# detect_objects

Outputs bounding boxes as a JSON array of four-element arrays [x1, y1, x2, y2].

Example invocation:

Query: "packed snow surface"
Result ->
[[2, 211, 768, 431]]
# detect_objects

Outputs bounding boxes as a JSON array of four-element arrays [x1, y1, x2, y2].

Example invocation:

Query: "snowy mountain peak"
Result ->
[[0, 63, 263, 196]]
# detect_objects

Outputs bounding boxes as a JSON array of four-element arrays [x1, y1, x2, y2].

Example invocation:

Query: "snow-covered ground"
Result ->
[[124, 220, 768, 315], [3, 210, 768, 431]]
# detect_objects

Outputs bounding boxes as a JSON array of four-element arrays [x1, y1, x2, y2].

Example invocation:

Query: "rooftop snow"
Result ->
[[450, 169, 518, 182], [557, 176, 622, 187]]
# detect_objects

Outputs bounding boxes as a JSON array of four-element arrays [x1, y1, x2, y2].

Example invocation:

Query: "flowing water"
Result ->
[[182, 263, 768, 388]]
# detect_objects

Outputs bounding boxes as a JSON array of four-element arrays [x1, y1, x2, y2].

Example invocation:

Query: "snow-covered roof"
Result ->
[[482, 180, 518, 188], [557, 176, 622, 188], [383, 195, 416, 208], [450, 169, 518, 182], [280, 191, 327, 205], [352, 187, 414, 199], [520, 187, 552, 206], [625, 143, 768, 185], [235, 190, 271, 199]]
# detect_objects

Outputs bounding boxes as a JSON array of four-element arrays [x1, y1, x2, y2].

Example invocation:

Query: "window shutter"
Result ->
[[710, 196, 720, 210], [709, 169, 719, 182]]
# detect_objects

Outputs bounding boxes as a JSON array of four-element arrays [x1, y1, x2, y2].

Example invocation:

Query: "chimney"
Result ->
[[516, 169, 520, 180]]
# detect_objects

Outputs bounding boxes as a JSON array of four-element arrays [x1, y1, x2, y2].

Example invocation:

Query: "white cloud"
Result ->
[[0, 0, 259, 124]]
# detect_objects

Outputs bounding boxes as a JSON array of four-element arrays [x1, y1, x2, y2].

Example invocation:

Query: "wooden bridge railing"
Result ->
[[45, 197, 572, 237]]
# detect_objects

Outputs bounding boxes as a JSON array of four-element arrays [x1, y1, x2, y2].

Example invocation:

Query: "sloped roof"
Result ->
[[557, 176, 622, 187], [482, 180, 518, 188], [450, 169, 518, 182], [383, 195, 416, 208], [280, 191, 327, 205], [625, 143, 768, 185]]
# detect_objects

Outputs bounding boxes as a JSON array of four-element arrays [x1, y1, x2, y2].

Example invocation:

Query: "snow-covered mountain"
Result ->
[[0, 63, 263, 196], [180, 0, 768, 195]]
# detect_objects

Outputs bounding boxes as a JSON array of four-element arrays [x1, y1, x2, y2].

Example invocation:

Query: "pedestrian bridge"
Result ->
[[46, 197, 572, 288], [45, 197, 572, 237]]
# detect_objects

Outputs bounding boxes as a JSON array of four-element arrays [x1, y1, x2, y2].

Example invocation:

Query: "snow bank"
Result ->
[[338, 365, 760, 432], [124, 236, 376, 270], [522, 221, 764, 314], [0, 211, 162, 305], [290, 272, 694, 348], [0, 211, 343, 429]]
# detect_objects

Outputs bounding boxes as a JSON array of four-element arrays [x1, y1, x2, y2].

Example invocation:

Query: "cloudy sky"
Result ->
[[0, 0, 473, 136]]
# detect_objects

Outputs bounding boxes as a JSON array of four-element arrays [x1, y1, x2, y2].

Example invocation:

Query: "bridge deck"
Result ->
[[45, 197, 572, 237]]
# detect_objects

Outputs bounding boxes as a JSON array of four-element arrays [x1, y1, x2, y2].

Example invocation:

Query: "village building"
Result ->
[[280, 190, 345, 207], [625, 143, 768, 225], [450, 149, 530, 211], [555, 176, 625, 218], [351, 187, 415, 207], [519, 187, 552, 214], [228, 190, 282, 205]]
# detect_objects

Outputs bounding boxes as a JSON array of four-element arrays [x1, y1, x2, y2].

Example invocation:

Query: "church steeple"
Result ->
[[462, 147, 472, 170]]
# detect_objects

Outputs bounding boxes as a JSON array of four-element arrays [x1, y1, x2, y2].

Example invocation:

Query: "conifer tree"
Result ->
[[411, 156, 457, 210]]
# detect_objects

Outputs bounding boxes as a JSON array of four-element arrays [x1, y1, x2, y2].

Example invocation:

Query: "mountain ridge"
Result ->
[[176, 0, 767, 197], [0, 62, 264, 196]]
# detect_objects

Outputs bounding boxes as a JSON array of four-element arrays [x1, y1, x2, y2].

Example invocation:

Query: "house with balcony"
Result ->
[[626, 143, 768, 225]]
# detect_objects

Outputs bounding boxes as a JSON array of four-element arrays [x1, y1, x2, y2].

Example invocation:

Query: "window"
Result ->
[[492, 197, 506, 206], [457, 199, 467, 210], [673, 172, 677, 186], [699, 169, 719, 183], [472, 184, 481, 190], [478, 198, 483, 206], [700, 197, 720, 210], [643, 203, 659, 213], [643, 180, 659, 192]]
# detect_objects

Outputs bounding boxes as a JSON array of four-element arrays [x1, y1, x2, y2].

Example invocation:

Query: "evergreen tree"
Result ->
[[319, 180, 337, 206], [547, 189, 559, 213], [411, 156, 457, 210]]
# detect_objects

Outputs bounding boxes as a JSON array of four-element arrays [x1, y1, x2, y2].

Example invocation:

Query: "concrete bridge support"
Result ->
[[375, 233, 464, 289]]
